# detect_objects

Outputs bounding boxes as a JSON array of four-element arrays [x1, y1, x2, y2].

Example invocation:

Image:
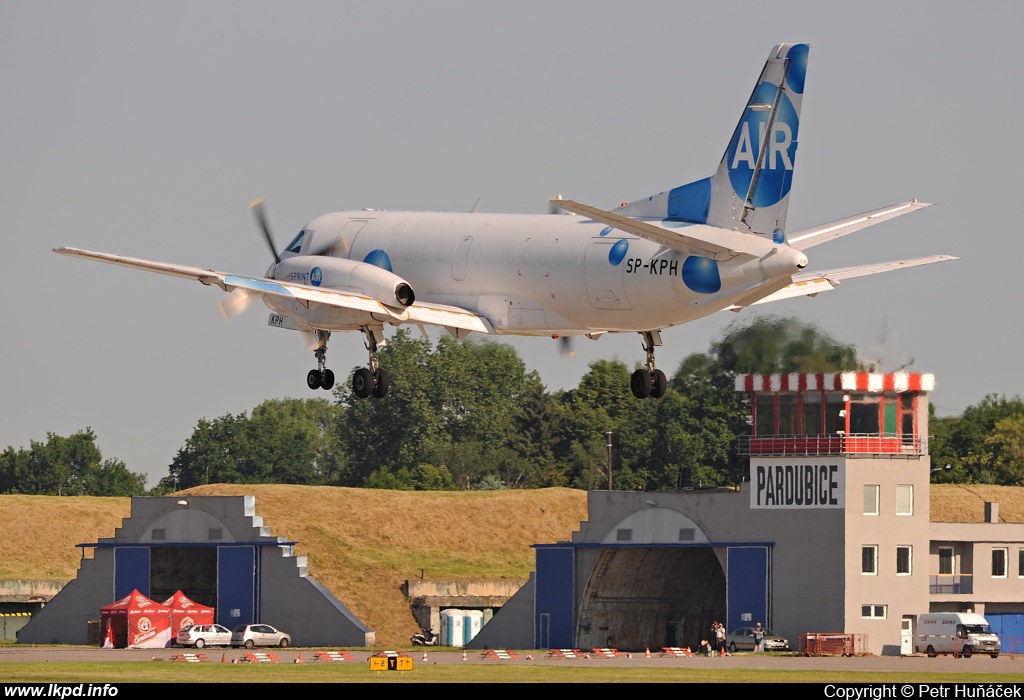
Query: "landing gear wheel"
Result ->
[[372, 369, 389, 398], [306, 369, 322, 390], [320, 369, 335, 391], [353, 368, 373, 398], [630, 369, 652, 399], [650, 369, 667, 398]]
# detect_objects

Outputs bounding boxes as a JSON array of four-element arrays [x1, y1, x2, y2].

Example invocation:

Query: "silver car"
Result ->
[[726, 627, 789, 652], [231, 623, 292, 648], [176, 623, 233, 648]]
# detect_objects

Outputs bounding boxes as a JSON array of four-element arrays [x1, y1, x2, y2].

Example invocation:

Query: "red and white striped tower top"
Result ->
[[734, 372, 935, 393]]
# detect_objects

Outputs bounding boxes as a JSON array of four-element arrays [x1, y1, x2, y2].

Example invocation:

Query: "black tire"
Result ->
[[306, 369, 321, 390], [927, 645, 936, 658], [729, 642, 737, 653], [372, 369, 389, 398], [353, 368, 372, 398], [961, 645, 972, 658], [650, 369, 668, 398], [279, 637, 289, 648], [630, 369, 651, 398], [244, 639, 255, 649], [991, 653, 999, 659], [321, 369, 335, 391], [195, 638, 205, 649]]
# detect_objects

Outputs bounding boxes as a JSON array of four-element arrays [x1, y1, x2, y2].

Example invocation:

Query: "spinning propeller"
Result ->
[[217, 197, 283, 319]]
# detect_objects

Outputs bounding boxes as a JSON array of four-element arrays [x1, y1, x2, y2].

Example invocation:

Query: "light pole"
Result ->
[[606, 429, 613, 491]]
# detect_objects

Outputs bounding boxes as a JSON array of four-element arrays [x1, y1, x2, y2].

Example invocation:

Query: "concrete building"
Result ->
[[19, 495, 374, 646], [472, 372, 1024, 655]]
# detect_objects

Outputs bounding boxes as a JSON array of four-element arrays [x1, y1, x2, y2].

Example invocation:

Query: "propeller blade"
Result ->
[[559, 335, 575, 358], [217, 289, 255, 319], [250, 197, 281, 265]]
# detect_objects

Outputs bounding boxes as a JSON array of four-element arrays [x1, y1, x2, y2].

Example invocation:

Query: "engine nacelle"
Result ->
[[272, 255, 415, 308]]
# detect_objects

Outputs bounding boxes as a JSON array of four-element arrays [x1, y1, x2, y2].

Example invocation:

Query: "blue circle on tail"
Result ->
[[681, 256, 721, 294], [726, 82, 799, 208]]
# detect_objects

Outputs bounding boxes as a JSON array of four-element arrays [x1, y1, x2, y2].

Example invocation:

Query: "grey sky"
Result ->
[[3, 2, 1021, 486]]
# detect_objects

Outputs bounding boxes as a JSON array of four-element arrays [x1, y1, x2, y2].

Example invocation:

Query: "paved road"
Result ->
[[0, 647, 1020, 673]]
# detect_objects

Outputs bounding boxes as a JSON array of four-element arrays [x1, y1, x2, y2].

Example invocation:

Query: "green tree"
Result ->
[[712, 315, 862, 374], [160, 398, 343, 490], [0, 429, 145, 496], [931, 395, 1024, 484]]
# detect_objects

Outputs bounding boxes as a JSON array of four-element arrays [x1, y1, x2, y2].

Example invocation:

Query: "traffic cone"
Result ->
[[645, 647, 651, 659], [151, 653, 155, 661], [422, 650, 428, 661], [221, 653, 226, 663], [462, 649, 467, 661], [294, 653, 303, 663]]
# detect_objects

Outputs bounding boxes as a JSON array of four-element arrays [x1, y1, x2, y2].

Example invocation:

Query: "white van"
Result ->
[[916, 613, 1001, 658]]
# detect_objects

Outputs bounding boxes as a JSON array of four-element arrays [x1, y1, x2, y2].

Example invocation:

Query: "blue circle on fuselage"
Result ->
[[681, 256, 721, 294], [600, 226, 613, 237], [363, 249, 393, 272], [310, 267, 323, 287], [609, 239, 629, 266], [726, 82, 799, 208]]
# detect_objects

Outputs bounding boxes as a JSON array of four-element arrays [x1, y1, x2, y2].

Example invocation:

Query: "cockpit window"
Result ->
[[284, 230, 305, 254]]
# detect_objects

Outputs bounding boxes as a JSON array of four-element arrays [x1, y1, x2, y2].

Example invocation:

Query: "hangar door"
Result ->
[[217, 546, 259, 628], [575, 546, 726, 652], [726, 546, 770, 634]]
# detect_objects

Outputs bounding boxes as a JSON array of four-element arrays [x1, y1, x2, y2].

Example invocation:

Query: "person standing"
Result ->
[[753, 622, 766, 652], [714, 622, 727, 656]]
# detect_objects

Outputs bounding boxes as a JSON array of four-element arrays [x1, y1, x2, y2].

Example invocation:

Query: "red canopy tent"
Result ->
[[99, 590, 172, 649], [162, 591, 215, 639]]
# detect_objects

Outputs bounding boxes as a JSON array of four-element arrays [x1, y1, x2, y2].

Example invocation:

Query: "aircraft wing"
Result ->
[[727, 255, 958, 309], [53, 247, 492, 334], [550, 198, 775, 259], [787, 200, 932, 250]]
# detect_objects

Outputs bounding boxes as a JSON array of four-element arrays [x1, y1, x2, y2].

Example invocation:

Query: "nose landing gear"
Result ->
[[306, 330, 335, 390], [630, 330, 667, 399], [352, 326, 389, 399]]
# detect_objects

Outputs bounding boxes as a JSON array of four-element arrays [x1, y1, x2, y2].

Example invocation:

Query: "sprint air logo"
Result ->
[[288, 267, 323, 286], [727, 82, 799, 208]]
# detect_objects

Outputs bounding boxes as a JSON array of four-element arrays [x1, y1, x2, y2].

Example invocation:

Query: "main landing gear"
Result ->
[[631, 330, 667, 399], [303, 327, 390, 398], [306, 330, 335, 390], [352, 326, 389, 399]]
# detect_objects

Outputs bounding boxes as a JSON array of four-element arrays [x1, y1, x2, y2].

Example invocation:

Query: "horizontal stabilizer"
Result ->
[[787, 200, 932, 250], [728, 255, 958, 309], [549, 199, 775, 259]]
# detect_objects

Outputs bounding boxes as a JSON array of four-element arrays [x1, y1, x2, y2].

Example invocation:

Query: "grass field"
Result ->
[[1, 661, 1022, 683], [1, 483, 1023, 646]]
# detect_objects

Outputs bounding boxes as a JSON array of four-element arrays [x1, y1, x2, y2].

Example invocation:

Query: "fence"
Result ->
[[799, 633, 868, 656]]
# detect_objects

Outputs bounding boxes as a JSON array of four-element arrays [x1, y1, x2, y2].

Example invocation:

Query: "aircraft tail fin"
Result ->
[[616, 43, 809, 238]]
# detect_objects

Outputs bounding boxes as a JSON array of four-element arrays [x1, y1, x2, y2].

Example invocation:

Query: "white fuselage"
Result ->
[[263, 210, 803, 336]]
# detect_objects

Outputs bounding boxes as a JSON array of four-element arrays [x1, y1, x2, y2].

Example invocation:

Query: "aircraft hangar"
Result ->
[[18, 495, 373, 646]]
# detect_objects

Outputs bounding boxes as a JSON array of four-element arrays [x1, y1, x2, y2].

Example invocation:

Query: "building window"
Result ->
[[862, 545, 878, 575], [938, 547, 954, 575], [678, 528, 695, 541], [896, 546, 912, 575], [151, 529, 165, 540], [863, 485, 879, 515], [616, 528, 632, 542], [209, 528, 223, 540], [861, 605, 887, 619], [896, 484, 914, 515], [1019, 549, 1024, 578], [992, 548, 1008, 578]]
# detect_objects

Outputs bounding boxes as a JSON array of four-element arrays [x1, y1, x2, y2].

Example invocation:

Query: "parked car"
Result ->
[[176, 623, 233, 648], [231, 624, 292, 648], [726, 627, 789, 652]]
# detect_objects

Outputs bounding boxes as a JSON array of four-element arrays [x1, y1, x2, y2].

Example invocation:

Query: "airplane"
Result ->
[[55, 43, 955, 400]]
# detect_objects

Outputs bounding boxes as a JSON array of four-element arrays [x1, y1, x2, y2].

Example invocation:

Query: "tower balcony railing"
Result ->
[[737, 433, 927, 456]]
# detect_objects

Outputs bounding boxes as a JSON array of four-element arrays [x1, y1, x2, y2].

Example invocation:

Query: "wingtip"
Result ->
[[249, 196, 264, 209]]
